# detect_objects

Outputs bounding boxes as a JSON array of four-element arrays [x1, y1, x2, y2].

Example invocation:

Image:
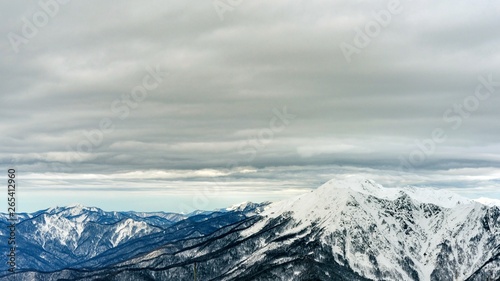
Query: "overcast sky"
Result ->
[[1, 0, 500, 212]]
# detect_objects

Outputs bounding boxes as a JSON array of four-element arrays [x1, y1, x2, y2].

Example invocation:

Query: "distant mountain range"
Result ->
[[1, 178, 499, 280]]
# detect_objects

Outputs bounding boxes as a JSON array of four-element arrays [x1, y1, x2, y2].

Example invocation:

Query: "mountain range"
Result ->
[[1, 177, 499, 281]]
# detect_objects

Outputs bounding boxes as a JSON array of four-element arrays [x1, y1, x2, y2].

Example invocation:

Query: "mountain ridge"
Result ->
[[1, 178, 499, 281]]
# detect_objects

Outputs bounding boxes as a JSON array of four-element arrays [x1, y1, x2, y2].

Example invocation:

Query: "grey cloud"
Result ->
[[1, 0, 500, 211]]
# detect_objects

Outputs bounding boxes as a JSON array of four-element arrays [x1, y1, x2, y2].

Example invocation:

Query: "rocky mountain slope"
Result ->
[[2, 178, 499, 281]]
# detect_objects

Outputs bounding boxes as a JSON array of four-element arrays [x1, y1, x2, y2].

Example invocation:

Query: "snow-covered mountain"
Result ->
[[0, 204, 256, 274], [2, 178, 499, 281], [226, 201, 270, 214], [248, 178, 499, 280]]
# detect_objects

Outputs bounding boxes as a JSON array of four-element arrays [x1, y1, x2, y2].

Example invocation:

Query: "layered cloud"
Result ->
[[1, 0, 500, 211]]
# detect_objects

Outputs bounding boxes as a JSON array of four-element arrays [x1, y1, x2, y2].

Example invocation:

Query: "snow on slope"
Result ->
[[110, 219, 152, 247], [31, 205, 160, 253], [474, 197, 500, 207], [316, 177, 472, 207], [5, 178, 498, 281], [246, 177, 499, 281], [258, 177, 476, 228]]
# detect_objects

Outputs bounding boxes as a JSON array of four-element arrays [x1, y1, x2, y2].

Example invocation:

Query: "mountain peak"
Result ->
[[318, 177, 387, 197], [6, 178, 500, 281], [254, 178, 500, 281], [67, 203, 85, 208], [43, 204, 102, 218], [65, 204, 101, 214], [474, 197, 500, 207], [262, 177, 474, 224], [316, 177, 473, 208]]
